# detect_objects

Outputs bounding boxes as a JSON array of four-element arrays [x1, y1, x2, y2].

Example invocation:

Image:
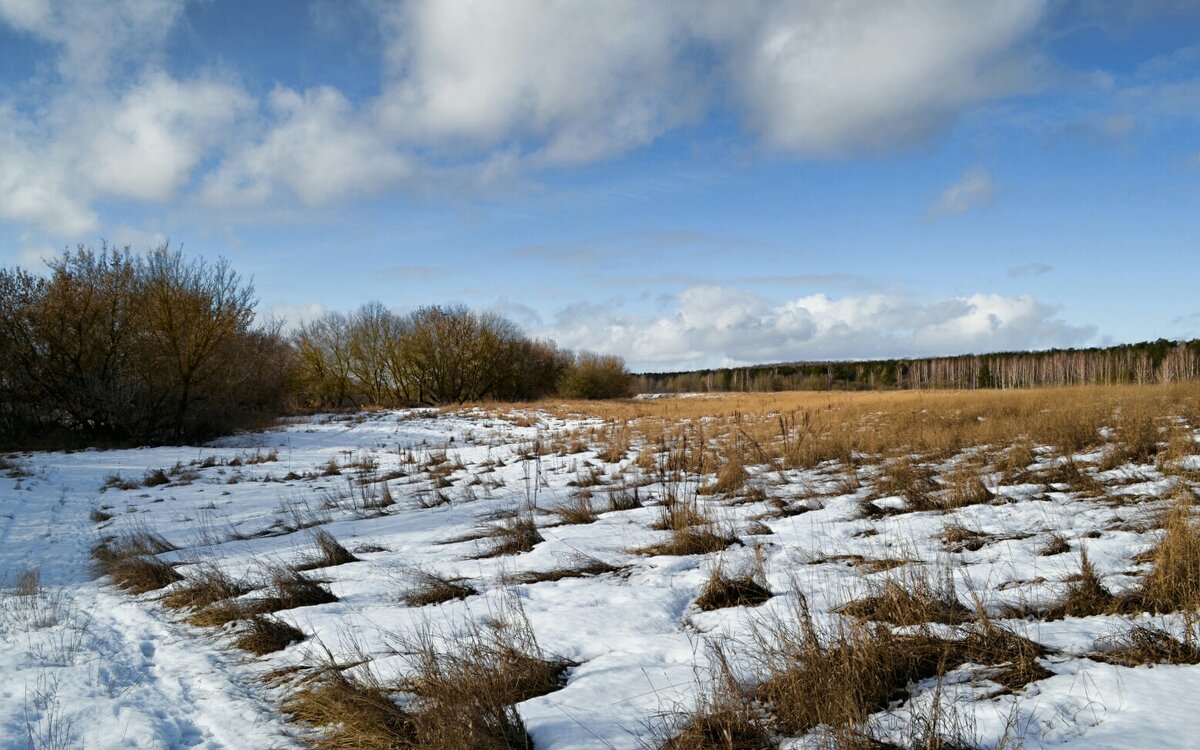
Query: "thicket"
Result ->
[[638, 338, 1200, 394], [0, 245, 290, 447], [291, 303, 632, 409], [0, 247, 635, 447]]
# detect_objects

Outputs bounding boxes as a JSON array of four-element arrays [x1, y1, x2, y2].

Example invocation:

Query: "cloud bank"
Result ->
[[541, 287, 1095, 371]]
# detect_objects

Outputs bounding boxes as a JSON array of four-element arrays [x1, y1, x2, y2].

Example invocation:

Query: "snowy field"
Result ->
[[2, 403, 1199, 749]]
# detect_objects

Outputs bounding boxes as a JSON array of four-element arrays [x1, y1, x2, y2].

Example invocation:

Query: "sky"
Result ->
[[0, 1, 1198, 372]]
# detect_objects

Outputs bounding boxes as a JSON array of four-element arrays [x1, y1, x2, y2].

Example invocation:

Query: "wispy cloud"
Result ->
[[1007, 262, 1052, 278], [929, 166, 997, 218]]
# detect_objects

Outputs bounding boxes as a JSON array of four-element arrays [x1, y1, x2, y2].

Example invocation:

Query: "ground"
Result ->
[[2, 394, 1199, 749]]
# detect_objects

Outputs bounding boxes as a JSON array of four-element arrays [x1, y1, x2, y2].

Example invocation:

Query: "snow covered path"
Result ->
[[0, 449, 297, 750]]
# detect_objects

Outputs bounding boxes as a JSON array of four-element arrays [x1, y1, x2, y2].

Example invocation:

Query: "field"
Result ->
[[4, 384, 1200, 749]]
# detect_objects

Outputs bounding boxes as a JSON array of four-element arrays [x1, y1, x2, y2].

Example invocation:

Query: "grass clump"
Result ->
[[837, 568, 970, 626], [1043, 546, 1116, 619], [1131, 496, 1200, 613], [256, 566, 338, 613], [161, 565, 247, 611], [553, 493, 598, 525], [695, 563, 772, 612], [478, 512, 544, 558], [235, 615, 306, 655], [1094, 619, 1200, 667], [296, 529, 359, 571], [91, 530, 183, 594], [657, 645, 775, 750], [507, 555, 622, 585], [397, 605, 573, 749], [753, 594, 952, 738], [403, 569, 478, 607], [284, 666, 416, 750]]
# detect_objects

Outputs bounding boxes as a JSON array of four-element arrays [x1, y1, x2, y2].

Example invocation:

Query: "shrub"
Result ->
[[558, 351, 634, 400]]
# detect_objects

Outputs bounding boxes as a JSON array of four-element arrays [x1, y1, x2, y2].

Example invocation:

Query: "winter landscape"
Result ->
[[4, 2, 1200, 749], [5, 386, 1200, 749]]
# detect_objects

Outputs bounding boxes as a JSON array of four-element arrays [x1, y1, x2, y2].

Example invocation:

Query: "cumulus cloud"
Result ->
[[201, 86, 411, 207], [542, 287, 1094, 371], [374, 0, 707, 165], [0, 0, 182, 84], [719, 0, 1045, 154], [0, 0, 1058, 233], [929, 167, 997, 218]]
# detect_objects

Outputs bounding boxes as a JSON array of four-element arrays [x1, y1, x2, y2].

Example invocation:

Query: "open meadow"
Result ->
[[4, 383, 1200, 749]]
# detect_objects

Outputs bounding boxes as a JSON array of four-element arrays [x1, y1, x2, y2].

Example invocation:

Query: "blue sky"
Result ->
[[1, 1, 1198, 371]]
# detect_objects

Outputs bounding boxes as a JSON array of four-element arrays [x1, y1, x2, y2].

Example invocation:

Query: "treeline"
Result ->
[[0, 246, 633, 448], [636, 339, 1200, 394], [292, 303, 632, 409], [0, 246, 290, 446]]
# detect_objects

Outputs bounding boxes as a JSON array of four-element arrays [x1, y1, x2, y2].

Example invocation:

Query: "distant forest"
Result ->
[[635, 339, 1200, 394]]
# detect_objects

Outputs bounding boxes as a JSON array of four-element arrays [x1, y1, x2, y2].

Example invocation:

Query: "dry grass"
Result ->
[[940, 523, 990, 553], [398, 606, 572, 749], [1038, 532, 1071, 556], [1042, 546, 1116, 619], [91, 530, 183, 594], [657, 645, 774, 750], [295, 529, 359, 571], [753, 594, 953, 738], [695, 561, 772, 612], [1131, 495, 1200, 613], [638, 524, 740, 558], [553, 493, 598, 525], [1094, 620, 1200, 667], [477, 512, 544, 558], [161, 565, 247, 611], [255, 566, 338, 614], [235, 615, 305, 655], [837, 568, 970, 626], [402, 569, 478, 606], [507, 555, 622, 585], [284, 666, 416, 750]]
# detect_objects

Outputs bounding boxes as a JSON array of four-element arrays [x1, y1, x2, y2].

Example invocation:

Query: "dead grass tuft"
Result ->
[[235, 615, 306, 655], [478, 512, 544, 558], [403, 569, 478, 606], [507, 555, 622, 585], [657, 645, 774, 750], [161, 565, 247, 611], [284, 666, 417, 750], [295, 529, 359, 571], [1131, 497, 1200, 613], [553, 493, 598, 525], [1043, 546, 1116, 619], [255, 566, 338, 613], [754, 593, 952, 737], [695, 557, 772, 611], [837, 568, 970, 626], [91, 530, 182, 594], [1094, 620, 1200, 667], [398, 604, 573, 749]]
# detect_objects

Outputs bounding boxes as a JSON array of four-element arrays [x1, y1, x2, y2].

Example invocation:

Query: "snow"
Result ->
[[1, 408, 1197, 748]]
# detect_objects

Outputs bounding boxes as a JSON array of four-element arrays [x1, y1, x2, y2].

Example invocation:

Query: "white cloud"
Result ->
[[372, 0, 1046, 161], [202, 86, 411, 207], [542, 287, 1095, 371], [718, 0, 1045, 154], [0, 0, 182, 84], [0, 0, 1056, 232], [374, 0, 707, 165], [83, 73, 251, 201], [929, 166, 997, 218]]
